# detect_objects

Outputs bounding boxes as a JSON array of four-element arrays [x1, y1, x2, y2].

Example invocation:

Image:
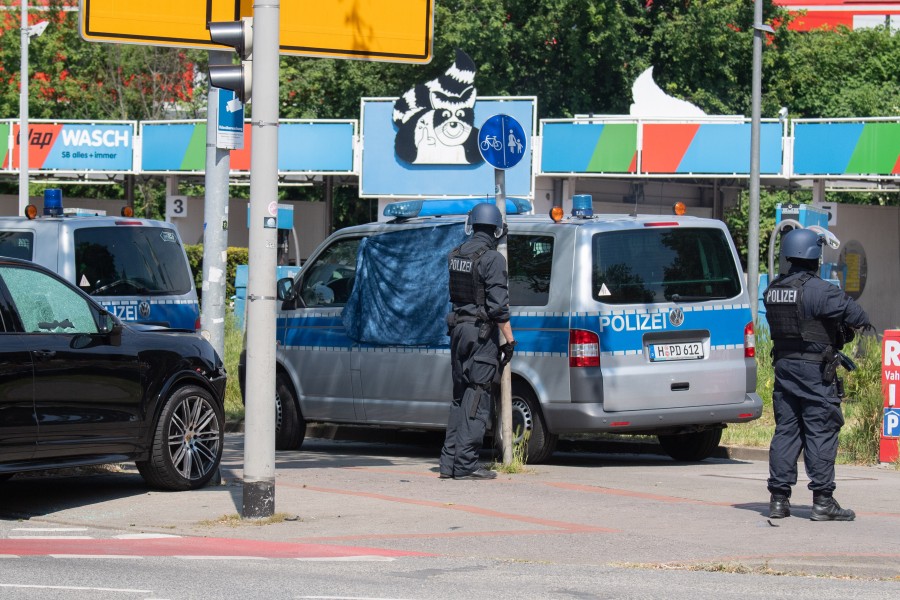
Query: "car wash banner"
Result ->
[[140, 120, 356, 174], [10, 121, 135, 173]]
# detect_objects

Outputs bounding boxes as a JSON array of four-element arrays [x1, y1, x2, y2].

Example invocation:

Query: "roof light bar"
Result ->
[[383, 198, 533, 219]]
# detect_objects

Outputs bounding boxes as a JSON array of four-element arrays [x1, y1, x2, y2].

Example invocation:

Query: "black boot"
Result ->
[[769, 494, 791, 518], [810, 495, 856, 521]]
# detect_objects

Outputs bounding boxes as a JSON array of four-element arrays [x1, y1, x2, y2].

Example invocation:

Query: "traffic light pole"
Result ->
[[201, 51, 233, 359], [242, 1, 280, 519]]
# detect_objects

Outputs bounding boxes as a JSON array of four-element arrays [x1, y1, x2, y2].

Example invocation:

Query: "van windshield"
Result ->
[[74, 227, 194, 296], [592, 228, 741, 304]]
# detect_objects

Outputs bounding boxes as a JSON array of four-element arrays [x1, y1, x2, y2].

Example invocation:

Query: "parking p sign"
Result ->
[[882, 330, 900, 463]]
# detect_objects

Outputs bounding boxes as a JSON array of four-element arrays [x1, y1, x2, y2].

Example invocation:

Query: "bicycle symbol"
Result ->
[[480, 135, 502, 151]]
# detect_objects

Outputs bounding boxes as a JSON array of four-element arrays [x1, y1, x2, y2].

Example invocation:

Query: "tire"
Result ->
[[136, 385, 224, 491], [495, 382, 558, 464], [657, 428, 722, 462], [0, 473, 15, 483], [275, 372, 306, 450]]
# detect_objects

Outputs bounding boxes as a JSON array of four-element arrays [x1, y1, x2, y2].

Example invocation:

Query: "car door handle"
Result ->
[[33, 350, 56, 360]]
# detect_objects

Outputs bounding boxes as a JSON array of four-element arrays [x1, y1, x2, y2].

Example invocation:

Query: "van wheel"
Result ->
[[136, 385, 224, 490], [657, 428, 722, 462], [276, 372, 306, 450], [495, 382, 557, 464]]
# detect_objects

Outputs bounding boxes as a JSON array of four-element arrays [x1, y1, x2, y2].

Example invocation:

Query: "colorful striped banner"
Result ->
[[140, 121, 355, 173], [793, 121, 900, 175], [541, 123, 637, 173]]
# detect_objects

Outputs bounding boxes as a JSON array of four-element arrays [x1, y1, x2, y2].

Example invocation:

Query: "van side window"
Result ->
[[0, 232, 34, 260], [508, 235, 553, 306], [299, 238, 361, 307], [0, 266, 98, 334], [592, 228, 741, 304]]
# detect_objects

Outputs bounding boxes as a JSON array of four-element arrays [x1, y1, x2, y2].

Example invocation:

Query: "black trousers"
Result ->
[[768, 359, 844, 497], [439, 321, 499, 477]]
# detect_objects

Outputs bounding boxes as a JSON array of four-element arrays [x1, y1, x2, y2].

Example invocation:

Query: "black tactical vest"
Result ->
[[448, 244, 488, 306], [763, 272, 837, 347]]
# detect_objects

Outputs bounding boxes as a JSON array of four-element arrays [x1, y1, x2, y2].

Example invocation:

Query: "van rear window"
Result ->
[[592, 228, 741, 304], [0, 232, 34, 261], [74, 227, 193, 296]]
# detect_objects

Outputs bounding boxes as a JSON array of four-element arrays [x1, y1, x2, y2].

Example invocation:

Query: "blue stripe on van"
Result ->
[[274, 306, 749, 357], [101, 299, 199, 330], [571, 305, 751, 355]]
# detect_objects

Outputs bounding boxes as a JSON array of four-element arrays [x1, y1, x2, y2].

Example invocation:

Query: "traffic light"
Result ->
[[208, 17, 253, 103]]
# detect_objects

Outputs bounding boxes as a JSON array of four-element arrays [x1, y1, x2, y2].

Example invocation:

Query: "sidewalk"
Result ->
[[2, 432, 898, 580]]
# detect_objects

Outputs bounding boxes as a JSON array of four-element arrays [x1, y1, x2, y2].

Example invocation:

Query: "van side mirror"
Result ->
[[276, 277, 294, 301]]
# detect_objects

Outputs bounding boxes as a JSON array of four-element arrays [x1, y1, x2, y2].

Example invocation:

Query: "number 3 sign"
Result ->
[[166, 195, 188, 219]]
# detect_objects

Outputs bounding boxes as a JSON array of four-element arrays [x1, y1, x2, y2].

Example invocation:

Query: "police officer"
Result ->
[[439, 203, 515, 480], [763, 228, 870, 521]]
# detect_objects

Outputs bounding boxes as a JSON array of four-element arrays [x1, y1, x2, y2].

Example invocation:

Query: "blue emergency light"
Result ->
[[383, 198, 532, 219], [43, 188, 63, 216], [572, 194, 593, 218]]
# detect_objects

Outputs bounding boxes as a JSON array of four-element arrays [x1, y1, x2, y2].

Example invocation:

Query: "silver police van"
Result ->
[[0, 191, 199, 330], [242, 198, 762, 463]]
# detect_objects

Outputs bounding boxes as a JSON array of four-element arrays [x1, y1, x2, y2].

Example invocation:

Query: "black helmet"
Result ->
[[465, 202, 504, 238], [781, 228, 823, 261]]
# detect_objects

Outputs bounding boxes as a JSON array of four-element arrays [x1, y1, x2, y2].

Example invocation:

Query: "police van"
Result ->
[[0, 191, 199, 330], [242, 198, 762, 463]]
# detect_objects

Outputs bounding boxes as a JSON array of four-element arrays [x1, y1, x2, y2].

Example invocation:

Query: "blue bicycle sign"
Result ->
[[478, 114, 527, 170]]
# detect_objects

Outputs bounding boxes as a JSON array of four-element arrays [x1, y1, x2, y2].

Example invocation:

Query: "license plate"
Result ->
[[649, 342, 704, 362]]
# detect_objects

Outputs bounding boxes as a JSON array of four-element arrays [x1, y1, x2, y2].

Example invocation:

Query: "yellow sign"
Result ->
[[80, 0, 433, 64]]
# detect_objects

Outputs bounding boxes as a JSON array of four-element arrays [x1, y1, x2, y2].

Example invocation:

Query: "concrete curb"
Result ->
[[225, 420, 773, 463]]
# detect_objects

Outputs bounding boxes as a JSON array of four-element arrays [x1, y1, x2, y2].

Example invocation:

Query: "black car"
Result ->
[[0, 257, 226, 490]]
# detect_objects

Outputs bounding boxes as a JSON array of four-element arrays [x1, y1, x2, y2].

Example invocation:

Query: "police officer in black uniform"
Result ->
[[439, 203, 515, 480], [763, 228, 870, 521]]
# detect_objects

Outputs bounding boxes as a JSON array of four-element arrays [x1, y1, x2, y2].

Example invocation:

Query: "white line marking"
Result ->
[[294, 556, 397, 562], [0, 583, 150, 593], [176, 555, 269, 560], [114, 533, 182, 539], [9, 536, 93, 540], [49, 554, 142, 559], [11, 527, 88, 532]]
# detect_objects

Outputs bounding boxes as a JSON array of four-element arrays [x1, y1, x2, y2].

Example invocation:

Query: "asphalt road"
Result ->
[[1, 431, 898, 599]]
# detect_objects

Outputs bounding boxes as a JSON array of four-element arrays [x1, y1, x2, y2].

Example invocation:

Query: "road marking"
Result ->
[[9, 536, 93, 540], [11, 527, 88, 532], [177, 555, 269, 560], [0, 583, 150, 593], [50, 554, 142, 559]]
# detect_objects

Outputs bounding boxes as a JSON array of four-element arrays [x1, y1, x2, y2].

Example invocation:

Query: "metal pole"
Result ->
[[201, 51, 233, 359], [748, 0, 764, 323], [494, 168, 513, 465], [242, 0, 280, 519], [18, 0, 29, 215]]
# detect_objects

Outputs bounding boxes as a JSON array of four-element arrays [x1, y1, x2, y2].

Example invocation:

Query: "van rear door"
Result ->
[[582, 221, 755, 412]]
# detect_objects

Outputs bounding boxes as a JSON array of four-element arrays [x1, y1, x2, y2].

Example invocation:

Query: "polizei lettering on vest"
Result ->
[[449, 258, 472, 273], [599, 312, 667, 332], [765, 288, 797, 303]]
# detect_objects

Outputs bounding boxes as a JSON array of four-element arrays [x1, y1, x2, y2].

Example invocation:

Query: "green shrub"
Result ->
[[185, 244, 250, 301], [724, 326, 888, 465]]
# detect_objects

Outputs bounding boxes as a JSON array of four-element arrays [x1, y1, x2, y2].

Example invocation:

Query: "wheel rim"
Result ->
[[167, 394, 221, 481], [511, 396, 534, 445], [274, 388, 284, 432]]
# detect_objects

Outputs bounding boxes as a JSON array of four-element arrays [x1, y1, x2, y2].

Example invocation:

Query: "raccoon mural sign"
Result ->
[[393, 50, 482, 165]]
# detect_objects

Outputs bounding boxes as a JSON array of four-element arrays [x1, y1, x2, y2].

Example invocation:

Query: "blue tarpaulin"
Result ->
[[342, 223, 467, 345]]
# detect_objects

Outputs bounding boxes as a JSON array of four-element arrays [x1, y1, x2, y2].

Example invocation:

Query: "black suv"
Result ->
[[0, 257, 226, 490]]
